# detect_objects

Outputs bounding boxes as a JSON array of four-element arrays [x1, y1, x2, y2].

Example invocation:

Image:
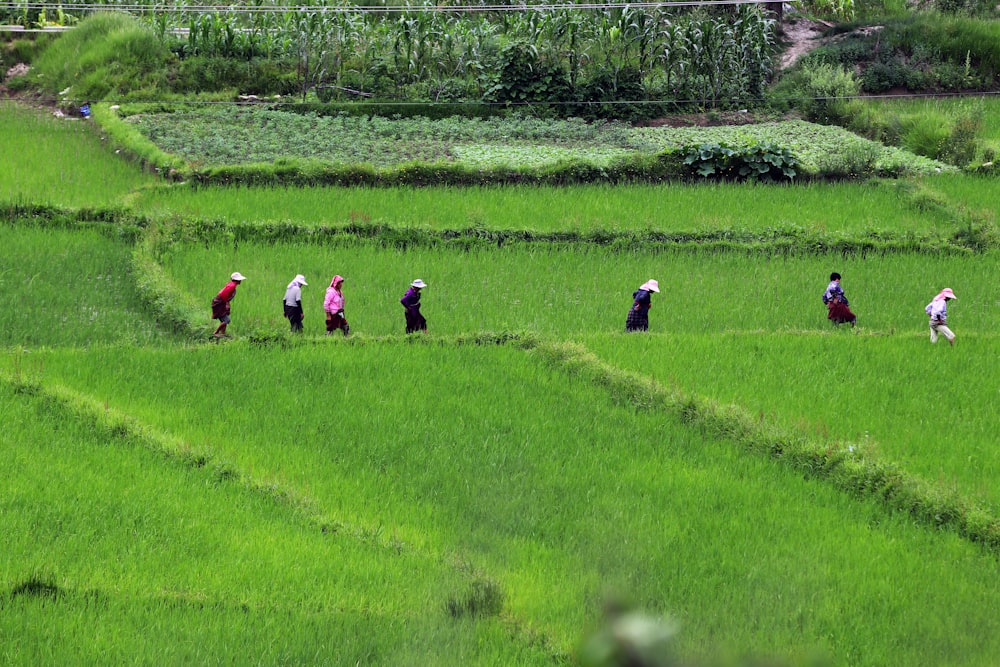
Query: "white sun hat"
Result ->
[[294, 274, 308, 286], [411, 279, 427, 288], [231, 272, 246, 281], [640, 279, 660, 293]]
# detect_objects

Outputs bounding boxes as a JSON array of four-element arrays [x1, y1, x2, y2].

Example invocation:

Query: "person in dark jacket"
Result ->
[[283, 274, 308, 332], [211, 272, 245, 338], [823, 272, 857, 326], [400, 279, 427, 333], [625, 279, 659, 332]]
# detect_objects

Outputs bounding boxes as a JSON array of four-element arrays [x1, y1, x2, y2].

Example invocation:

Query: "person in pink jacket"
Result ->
[[324, 275, 349, 336], [925, 287, 957, 346]]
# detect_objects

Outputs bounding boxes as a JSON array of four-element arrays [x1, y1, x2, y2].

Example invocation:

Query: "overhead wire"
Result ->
[[18, 90, 1000, 106]]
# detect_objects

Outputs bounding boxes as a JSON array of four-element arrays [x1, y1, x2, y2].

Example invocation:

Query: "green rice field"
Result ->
[[0, 102, 157, 208], [159, 243, 1000, 337], [11, 343, 1000, 665], [2, 99, 1000, 666], [0, 225, 167, 347], [132, 179, 960, 237]]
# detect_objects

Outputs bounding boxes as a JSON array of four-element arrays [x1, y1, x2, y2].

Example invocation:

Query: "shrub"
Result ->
[[682, 141, 798, 181], [861, 61, 907, 93], [796, 63, 861, 124], [484, 41, 572, 109], [939, 113, 982, 166], [813, 142, 880, 179], [31, 12, 172, 101], [173, 56, 298, 96]]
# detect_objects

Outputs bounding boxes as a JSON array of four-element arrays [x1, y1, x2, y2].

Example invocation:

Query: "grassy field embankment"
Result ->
[[585, 332, 1000, 509], [0, 377, 552, 665], [0, 225, 166, 347], [7, 342, 1000, 665]]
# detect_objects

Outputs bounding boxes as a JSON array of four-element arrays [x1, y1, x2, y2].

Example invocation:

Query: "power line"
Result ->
[[18, 90, 1000, 106]]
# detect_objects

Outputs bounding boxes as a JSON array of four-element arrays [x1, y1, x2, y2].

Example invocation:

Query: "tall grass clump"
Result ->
[[30, 12, 172, 101], [892, 14, 1000, 82], [847, 98, 987, 166]]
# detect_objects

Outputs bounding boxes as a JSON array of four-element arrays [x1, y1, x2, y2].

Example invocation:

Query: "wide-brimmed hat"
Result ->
[[293, 274, 308, 286], [411, 279, 427, 289], [640, 279, 660, 293], [937, 288, 957, 300], [231, 272, 246, 281]]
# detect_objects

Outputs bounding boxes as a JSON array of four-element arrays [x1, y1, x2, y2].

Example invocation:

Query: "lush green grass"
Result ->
[[0, 224, 168, 347], [159, 242, 1000, 337], [0, 102, 156, 208], [584, 332, 1000, 510], [17, 342, 1000, 666], [850, 95, 1000, 165], [0, 383, 553, 665], [859, 95, 1000, 143], [132, 180, 958, 236], [919, 172, 1000, 219]]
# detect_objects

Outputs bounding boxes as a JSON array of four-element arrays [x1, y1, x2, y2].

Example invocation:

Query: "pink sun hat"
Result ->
[[640, 279, 660, 293], [936, 288, 958, 300]]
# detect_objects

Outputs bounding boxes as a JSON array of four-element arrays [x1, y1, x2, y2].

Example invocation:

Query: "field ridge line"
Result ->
[[0, 369, 570, 660], [0, 371, 429, 553], [529, 340, 1000, 554]]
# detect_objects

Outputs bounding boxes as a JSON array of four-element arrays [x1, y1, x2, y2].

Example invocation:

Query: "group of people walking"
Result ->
[[211, 271, 959, 344], [821, 271, 958, 345], [211, 272, 426, 337]]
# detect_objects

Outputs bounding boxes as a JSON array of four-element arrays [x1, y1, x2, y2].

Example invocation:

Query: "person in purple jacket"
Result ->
[[400, 279, 427, 333], [822, 272, 857, 327]]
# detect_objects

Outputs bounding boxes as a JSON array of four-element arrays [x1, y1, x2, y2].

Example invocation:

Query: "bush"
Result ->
[[939, 113, 982, 165], [813, 142, 880, 179], [31, 12, 172, 101], [682, 141, 798, 181], [861, 61, 907, 93], [796, 63, 861, 124], [173, 56, 298, 96], [484, 41, 572, 109]]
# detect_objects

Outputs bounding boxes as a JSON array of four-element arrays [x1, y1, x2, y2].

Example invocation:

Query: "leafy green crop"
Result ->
[[126, 108, 952, 178]]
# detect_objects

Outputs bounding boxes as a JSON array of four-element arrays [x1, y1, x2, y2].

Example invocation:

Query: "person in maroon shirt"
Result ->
[[212, 272, 245, 338]]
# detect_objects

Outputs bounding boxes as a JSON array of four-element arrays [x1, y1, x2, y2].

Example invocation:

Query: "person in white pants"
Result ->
[[925, 288, 957, 346]]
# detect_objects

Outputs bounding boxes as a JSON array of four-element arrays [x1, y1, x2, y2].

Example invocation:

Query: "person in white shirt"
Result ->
[[924, 288, 957, 346], [283, 274, 308, 332]]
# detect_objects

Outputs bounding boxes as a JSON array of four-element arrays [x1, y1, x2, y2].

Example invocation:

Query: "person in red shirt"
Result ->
[[211, 272, 246, 338]]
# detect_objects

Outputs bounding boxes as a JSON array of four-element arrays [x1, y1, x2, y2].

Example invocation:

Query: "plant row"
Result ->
[[100, 103, 960, 183], [9, 6, 775, 118]]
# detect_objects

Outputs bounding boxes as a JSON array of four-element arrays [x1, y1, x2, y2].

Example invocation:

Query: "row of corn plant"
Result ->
[[17, 2, 776, 111]]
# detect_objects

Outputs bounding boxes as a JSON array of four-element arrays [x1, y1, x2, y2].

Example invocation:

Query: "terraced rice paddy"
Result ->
[[2, 100, 999, 666]]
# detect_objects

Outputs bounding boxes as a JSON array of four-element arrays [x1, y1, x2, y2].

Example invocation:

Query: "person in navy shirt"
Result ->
[[401, 279, 427, 333], [625, 279, 659, 332]]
